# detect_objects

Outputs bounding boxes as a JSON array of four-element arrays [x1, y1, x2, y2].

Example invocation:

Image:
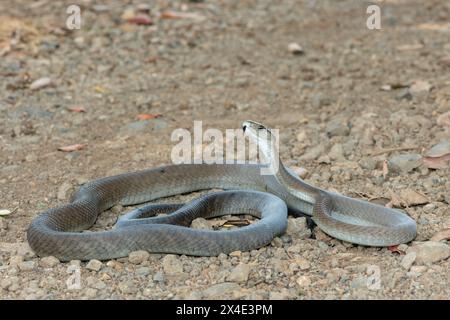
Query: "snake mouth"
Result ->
[[242, 120, 272, 135]]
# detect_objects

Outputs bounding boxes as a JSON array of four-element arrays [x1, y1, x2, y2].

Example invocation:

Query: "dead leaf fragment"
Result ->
[[67, 106, 86, 113], [423, 140, 450, 169], [423, 154, 450, 169], [388, 245, 405, 254], [57, 144, 86, 152], [30, 77, 52, 90], [136, 114, 162, 120], [390, 189, 429, 207], [126, 14, 153, 25], [430, 229, 450, 242]]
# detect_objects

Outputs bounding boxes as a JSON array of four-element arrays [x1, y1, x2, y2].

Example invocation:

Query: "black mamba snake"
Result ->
[[27, 121, 417, 261]]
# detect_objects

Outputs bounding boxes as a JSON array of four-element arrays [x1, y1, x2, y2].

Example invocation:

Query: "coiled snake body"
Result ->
[[27, 121, 417, 261]]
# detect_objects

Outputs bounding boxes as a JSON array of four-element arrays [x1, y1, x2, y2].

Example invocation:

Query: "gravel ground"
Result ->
[[1, 0, 450, 300]]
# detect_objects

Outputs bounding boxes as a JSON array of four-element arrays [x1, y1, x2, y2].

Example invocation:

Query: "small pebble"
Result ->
[[86, 259, 103, 272]]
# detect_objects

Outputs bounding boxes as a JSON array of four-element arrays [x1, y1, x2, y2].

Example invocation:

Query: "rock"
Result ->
[[410, 266, 427, 274], [359, 157, 377, 170], [9, 255, 24, 267], [162, 254, 183, 275], [271, 237, 283, 248], [191, 218, 212, 230], [430, 229, 450, 242], [57, 182, 73, 200], [84, 288, 98, 299], [396, 89, 412, 101], [288, 42, 304, 55], [18, 260, 36, 271], [409, 80, 432, 96], [299, 144, 325, 161], [328, 143, 345, 160], [437, 111, 450, 126], [295, 257, 311, 270], [226, 264, 251, 283], [136, 267, 151, 277], [118, 280, 138, 294], [311, 93, 332, 108], [286, 217, 311, 240], [269, 289, 293, 300], [86, 259, 103, 272], [0, 278, 12, 290], [30, 77, 53, 90], [407, 241, 450, 264], [388, 154, 422, 173], [400, 252, 416, 270], [40, 256, 60, 268], [86, 276, 107, 290], [153, 271, 165, 282], [326, 120, 350, 137], [296, 275, 311, 288], [128, 250, 150, 264], [0, 218, 7, 230], [350, 276, 367, 290], [202, 282, 240, 299], [229, 251, 242, 257]]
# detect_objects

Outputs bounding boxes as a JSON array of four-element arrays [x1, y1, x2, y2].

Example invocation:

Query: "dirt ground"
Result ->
[[1, 0, 450, 300]]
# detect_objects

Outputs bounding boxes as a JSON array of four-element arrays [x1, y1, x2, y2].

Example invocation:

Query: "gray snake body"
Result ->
[[27, 121, 417, 261]]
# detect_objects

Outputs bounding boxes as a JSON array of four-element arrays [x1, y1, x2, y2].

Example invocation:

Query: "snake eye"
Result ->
[[257, 124, 264, 130]]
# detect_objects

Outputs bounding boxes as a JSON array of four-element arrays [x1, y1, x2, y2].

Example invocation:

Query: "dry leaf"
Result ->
[[126, 14, 153, 25], [423, 140, 450, 169], [390, 189, 429, 207], [401, 190, 429, 206], [430, 229, 450, 242], [30, 77, 52, 90], [67, 106, 86, 113], [58, 144, 86, 152], [388, 245, 405, 254], [423, 154, 450, 169], [136, 113, 162, 120], [160, 11, 205, 21]]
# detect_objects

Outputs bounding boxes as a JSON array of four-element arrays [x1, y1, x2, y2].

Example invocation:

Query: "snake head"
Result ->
[[242, 120, 278, 164], [242, 120, 273, 136]]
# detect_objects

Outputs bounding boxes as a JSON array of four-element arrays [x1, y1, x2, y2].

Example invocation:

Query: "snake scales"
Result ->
[[27, 121, 417, 261]]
